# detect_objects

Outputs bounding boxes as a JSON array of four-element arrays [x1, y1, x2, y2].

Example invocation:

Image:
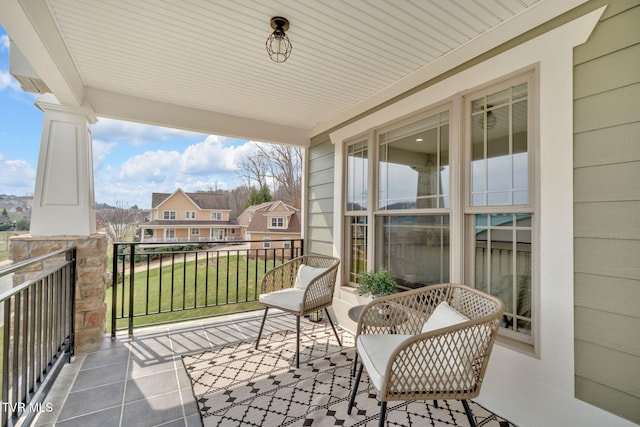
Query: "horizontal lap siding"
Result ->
[[306, 137, 335, 256], [573, 1, 640, 423]]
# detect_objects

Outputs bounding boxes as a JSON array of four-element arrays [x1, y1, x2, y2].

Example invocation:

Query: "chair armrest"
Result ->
[[301, 265, 339, 312]]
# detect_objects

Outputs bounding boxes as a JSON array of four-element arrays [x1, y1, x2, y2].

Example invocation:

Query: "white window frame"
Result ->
[[463, 70, 538, 346], [185, 211, 196, 219], [343, 106, 453, 288], [339, 69, 538, 347], [269, 216, 285, 229], [190, 228, 200, 236], [165, 228, 176, 240], [163, 210, 176, 220], [211, 211, 222, 221], [283, 240, 292, 249], [263, 238, 271, 249]]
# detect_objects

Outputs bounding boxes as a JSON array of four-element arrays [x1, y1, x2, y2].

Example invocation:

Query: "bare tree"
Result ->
[[98, 201, 138, 242], [237, 143, 302, 207], [228, 186, 251, 218], [236, 152, 269, 189]]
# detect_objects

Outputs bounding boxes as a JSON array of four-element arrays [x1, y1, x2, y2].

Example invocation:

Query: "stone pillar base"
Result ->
[[9, 233, 108, 353]]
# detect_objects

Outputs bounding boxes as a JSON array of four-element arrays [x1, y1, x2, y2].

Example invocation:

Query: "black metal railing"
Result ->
[[0, 248, 76, 427], [111, 239, 303, 336]]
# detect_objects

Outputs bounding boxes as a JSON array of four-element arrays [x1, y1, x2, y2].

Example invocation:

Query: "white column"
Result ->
[[30, 94, 97, 236]]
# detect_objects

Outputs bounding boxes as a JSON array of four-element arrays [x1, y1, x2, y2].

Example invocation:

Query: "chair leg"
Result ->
[[461, 400, 477, 427], [255, 307, 269, 349], [325, 307, 342, 346], [378, 401, 387, 427], [347, 362, 363, 414], [296, 315, 301, 369], [351, 352, 359, 377]]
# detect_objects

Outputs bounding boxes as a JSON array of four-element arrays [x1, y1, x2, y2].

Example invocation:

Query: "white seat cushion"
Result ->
[[294, 265, 328, 290], [422, 301, 469, 333], [259, 288, 306, 312], [356, 334, 412, 390]]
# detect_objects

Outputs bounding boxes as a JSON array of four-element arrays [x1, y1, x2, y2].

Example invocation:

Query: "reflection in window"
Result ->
[[376, 215, 449, 289], [378, 112, 449, 210], [474, 213, 532, 341], [348, 216, 368, 284], [347, 139, 368, 211], [471, 83, 528, 206]]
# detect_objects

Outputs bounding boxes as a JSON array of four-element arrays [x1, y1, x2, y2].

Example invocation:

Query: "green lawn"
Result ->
[[107, 255, 280, 332]]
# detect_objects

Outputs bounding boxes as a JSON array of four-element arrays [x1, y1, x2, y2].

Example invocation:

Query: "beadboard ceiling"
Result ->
[[5, 0, 567, 140]]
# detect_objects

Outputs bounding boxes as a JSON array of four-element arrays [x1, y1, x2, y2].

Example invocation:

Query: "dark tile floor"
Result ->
[[33, 310, 296, 427]]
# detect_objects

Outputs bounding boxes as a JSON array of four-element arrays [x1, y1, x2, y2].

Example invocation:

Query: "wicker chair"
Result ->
[[347, 284, 504, 427], [255, 255, 342, 368]]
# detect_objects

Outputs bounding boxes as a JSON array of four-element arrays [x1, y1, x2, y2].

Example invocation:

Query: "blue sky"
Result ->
[[0, 26, 254, 209]]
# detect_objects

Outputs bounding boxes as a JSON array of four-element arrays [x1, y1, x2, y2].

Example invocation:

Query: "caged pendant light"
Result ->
[[266, 17, 292, 63]]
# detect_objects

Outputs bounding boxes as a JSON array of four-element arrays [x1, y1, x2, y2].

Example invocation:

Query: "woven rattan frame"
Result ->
[[259, 254, 340, 316], [256, 254, 341, 368], [355, 284, 504, 402]]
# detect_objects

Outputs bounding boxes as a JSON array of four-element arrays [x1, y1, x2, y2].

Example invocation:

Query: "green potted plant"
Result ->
[[357, 267, 397, 299]]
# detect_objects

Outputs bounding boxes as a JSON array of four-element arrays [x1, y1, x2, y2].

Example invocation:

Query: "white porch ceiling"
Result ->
[[2, 0, 582, 144]]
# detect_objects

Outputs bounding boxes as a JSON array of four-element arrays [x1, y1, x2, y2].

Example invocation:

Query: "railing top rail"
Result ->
[[0, 247, 76, 302], [0, 246, 75, 278], [114, 238, 302, 245]]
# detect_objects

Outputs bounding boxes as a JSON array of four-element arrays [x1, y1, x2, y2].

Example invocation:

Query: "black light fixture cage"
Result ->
[[266, 17, 292, 63]]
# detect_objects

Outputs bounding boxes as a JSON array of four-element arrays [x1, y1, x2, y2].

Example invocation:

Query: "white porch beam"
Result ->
[[0, 0, 85, 106], [85, 88, 311, 147]]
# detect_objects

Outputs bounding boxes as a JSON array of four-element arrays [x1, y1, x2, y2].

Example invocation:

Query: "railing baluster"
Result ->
[[145, 253, 151, 316], [170, 253, 176, 312], [194, 252, 198, 309], [128, 245, 135, 336], [205, 251, 210, 307], [2, 298, 12, 426]]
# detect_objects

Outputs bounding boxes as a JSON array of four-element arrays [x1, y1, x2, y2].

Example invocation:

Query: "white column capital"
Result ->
[[36, 93, 97, 124]]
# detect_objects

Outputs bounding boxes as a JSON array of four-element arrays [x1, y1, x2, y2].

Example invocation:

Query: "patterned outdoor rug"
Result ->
[[183, 322, 515, 426]]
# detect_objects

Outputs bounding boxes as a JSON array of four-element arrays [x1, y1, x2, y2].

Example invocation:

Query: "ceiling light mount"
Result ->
[[266, 16, 292, 63]]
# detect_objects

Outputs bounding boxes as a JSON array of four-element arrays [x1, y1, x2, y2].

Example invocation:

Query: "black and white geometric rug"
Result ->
[[183, 322, 515, 426]]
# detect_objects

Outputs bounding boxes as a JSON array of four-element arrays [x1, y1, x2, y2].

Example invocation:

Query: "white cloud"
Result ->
[[0, 154, 36, 196], [92, 139, 117, 170], [1, 35, 9, 52], [118, 150, 182, 181], [92, 118, 203, 146], [179, 135, 252, 175], [0, 70, 21, 92]]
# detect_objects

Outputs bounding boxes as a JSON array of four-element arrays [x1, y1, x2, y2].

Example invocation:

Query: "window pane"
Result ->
[[513, 100, 528, 198], [375, 215, 449, 289], [378, 113, 449, 210], [470, 83, 529, 207], [474, 213, 532, 339], [347, 139, 368, 211], [349, 216, 368, 283]]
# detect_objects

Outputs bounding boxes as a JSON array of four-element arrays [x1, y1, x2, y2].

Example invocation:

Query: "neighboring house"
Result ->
[[237, 201, 301, 252], [143, 189, 240, 243]]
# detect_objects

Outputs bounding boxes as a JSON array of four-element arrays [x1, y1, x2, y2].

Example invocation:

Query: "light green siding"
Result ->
[[306, 137, 335, 255], [573, 1, 640, 423]]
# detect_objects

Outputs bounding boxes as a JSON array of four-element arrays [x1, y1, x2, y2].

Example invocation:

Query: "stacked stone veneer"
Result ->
[[9, 233, 108, 354]]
